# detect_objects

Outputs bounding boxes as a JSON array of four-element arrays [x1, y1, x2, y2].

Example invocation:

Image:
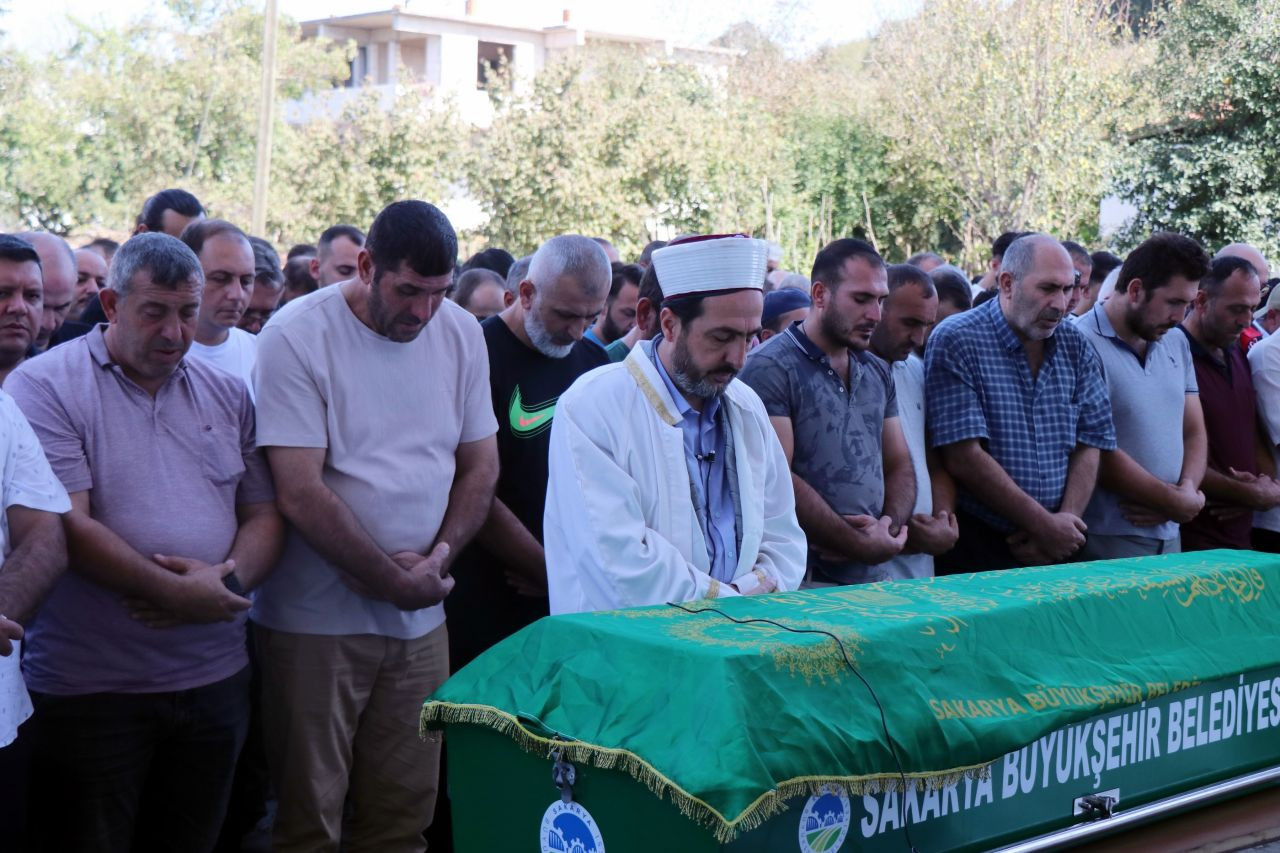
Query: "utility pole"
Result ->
[[251, 0, 279, 235]]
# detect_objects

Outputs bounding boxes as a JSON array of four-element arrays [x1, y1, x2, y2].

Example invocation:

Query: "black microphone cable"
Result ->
[[666, 600, 923, 853]]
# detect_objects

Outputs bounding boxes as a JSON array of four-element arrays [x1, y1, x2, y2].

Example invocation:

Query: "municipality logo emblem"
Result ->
[[798, 789, 851, 853], [540, 800, 605, 853]]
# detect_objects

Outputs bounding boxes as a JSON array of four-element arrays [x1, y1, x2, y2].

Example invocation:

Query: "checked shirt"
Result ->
[[924, 297, 1116, 533]]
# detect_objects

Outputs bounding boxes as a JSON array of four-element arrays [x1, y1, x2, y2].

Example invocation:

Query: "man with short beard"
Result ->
[[583, 263, 641, 349], [1076, 233, 1210, 559], [926, 234, 1116, 571], [71, 247, 107, 321], [544, 235, 806, 613], [1179, 255, 1280, 551], [250, 201, 497, 850], [603, 262, 662, 362], [447, 235, 610, 668], [740, 239, 915, 585]]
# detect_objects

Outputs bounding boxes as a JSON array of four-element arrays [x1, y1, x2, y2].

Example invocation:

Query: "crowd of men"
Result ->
[[0, 186, 1276, 853]]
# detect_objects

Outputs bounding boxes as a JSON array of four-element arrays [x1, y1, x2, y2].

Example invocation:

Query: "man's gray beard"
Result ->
[[671, 336, 729, 400], [524, 304, 574, 358]]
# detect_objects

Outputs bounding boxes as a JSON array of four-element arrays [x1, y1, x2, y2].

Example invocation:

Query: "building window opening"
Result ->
[[477, 41, 513, 89]]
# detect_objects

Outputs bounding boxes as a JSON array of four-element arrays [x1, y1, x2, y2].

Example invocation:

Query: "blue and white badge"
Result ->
[[798, 788, 851, 853], [540, 800, 606, 853]]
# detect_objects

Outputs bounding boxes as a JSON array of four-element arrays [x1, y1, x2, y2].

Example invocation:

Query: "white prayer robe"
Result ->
[[544, 340, 807, 613]]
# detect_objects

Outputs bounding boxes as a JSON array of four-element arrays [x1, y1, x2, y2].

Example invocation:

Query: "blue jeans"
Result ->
[[26, 666, 250, 853]]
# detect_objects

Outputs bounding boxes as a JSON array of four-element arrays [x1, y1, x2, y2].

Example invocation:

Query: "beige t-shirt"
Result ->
[[250, 286, 497, 638]]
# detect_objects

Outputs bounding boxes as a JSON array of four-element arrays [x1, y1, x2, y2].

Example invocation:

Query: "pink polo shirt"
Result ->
[[6, 326, 275, 695]]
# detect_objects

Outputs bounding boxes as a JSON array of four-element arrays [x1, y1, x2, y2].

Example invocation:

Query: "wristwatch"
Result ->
[[222, 573, 246, 596]]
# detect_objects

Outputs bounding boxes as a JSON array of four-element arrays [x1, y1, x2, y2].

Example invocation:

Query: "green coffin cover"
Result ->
[[422, 550, 1280, 841]]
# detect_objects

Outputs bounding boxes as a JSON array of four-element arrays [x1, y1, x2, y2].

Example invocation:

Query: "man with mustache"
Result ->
[[181, 220, 259, 398], [447, 235, 609, 669], [544, 234, 806, 613], [1178, 255, 1279, 551], [6, 232, 281, 852], [1076, 233, 1210, 559], [0, 236, 43, 385], [250, 201, 497, 851], [925, 234, 1116, 571], [740, 239, 916, 585]]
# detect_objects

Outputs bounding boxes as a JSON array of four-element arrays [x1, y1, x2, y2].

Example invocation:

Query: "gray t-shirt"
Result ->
[[739, 323, 897, 583], [250, 286, 497, 639], [1077, 303, 1197, 541]]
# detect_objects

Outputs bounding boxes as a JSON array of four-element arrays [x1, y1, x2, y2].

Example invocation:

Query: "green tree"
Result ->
[[1114, 0, 1280, 260], [273, 83, 463, 244], [0, 0, 351, 236], [868, 0, 1138, 267], [466, 48, 780, 260]]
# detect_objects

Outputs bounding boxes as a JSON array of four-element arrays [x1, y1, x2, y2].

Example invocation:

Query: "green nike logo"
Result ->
[[509, 385, 558, 437]]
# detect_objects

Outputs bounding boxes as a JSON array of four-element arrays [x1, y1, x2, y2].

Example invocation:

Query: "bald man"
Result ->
[[926, 234, 1116, 572], [1217, 243, 1272, 352], [72, 248, 108, 322], [15, 233, 76, 353]]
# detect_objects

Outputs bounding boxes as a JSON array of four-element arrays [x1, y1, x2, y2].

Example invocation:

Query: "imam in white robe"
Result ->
[[544, 339, 807, 613]]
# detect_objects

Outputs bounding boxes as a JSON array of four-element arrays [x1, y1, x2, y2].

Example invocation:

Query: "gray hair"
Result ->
[[505, 254, 531, 297], [527, 235, 612, 296], [1001, 233, 1060, 285], [777, 273, 812, 294], [108, 232, 204, 298]]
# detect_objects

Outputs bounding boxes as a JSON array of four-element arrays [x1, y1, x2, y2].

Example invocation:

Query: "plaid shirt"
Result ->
[[924, 297, 1116, 532]]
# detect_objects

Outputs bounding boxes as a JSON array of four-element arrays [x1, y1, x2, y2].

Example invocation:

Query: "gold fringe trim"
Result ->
[[421, 701, 992, 843]]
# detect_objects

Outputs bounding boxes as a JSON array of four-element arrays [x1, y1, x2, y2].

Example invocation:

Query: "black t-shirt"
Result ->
[[481, 316, 609, 542]]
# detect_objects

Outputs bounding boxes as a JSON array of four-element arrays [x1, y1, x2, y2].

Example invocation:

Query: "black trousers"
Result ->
[[26, 666, 251, 853], [936, 509, 1085, 575]]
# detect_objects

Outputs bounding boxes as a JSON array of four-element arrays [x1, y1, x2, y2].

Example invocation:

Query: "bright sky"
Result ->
[[4, 0, 919, 55]]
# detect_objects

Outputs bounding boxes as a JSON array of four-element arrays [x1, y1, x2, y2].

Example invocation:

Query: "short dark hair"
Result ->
[[453, 268, 505, 310], [1116, 233, 1211, 298], [930, 265, 973, 311], [138, 189, 204, 233], [179, 219, 250, 259], [1060, 240, 1091, 266], [973, 287, 999, 307], [84, 237, 120, 258], [610, 263, 644, 301], [638, 240, 667, 266], [1201, 254, 1259, 298], [283, 256, 318, 296], [287, 243, 317, 261], [1089, 251, 1122, 285], [366, 201, 457, 281], [992, 231, 1031, 259], [810, 238, 884, 292], [662, 293, 707, 326], [886, 263, 936, 297], [461, 247, 515, 279], [249, 236, 283, 288], [0, 234, 41, 269], [318, 225, 365, 253], [638, 261, 663, 308]]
